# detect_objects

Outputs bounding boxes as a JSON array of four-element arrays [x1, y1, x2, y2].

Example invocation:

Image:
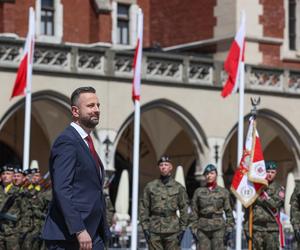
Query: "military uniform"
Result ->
[[22, 183, 45, 250], [244, 161, 285, 250], [105, 193, 114, 227], [190, 164, 234, 250], [290, 182, 300, 249], [139, 161, 189, 250], [1, 183, 23, 250]]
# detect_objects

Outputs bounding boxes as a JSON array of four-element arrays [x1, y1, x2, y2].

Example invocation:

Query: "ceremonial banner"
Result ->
[[231, 117, 267, 207]]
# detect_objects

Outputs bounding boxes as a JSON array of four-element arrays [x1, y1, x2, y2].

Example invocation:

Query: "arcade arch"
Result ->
[[222, 109, 300, 193], [110, 99, 209, 204], [0, 91, 71, 173]]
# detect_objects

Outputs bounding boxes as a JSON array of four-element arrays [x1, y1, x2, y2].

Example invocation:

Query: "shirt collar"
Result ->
[[71, 122, 89, 140]]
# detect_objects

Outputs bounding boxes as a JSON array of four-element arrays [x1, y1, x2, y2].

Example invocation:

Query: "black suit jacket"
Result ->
[[42, 125, 108, 241]]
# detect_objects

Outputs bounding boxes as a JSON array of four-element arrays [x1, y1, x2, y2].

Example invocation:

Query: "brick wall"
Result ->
[[259, 0, 300, 70], [0, 0, 35, 36], [138, 0, 150, 48], [260, 0, 284, 38], [149, 0, 217, 48]]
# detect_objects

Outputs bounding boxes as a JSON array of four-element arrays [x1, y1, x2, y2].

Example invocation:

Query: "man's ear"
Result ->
[[71, 106, 79, 118]]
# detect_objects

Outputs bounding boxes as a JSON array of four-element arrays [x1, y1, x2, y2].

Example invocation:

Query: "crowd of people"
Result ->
[[0, 164, 52, 250], [2, 85, 300, 250], [139, 156, 300, 250]]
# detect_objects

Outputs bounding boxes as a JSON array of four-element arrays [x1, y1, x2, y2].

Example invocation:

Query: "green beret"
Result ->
[[203, 164, 217, 175], [157, 155, 172, 165], [265, 161, 277, 170]]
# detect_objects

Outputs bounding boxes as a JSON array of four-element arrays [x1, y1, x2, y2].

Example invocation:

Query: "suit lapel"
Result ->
[[67, 126, 102, 184]]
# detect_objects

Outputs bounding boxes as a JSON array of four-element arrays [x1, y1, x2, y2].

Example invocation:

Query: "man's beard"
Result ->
[[80, 115, 99, 129]]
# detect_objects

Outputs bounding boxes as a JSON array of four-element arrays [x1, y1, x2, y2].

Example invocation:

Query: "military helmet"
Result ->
[[203, 164, 217, 175], [265, 160, 277, 171], [157, 155, 172, 165]]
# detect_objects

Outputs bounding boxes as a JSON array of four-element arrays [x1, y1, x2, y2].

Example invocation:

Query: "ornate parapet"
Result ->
[[1, 38, 300, 95]]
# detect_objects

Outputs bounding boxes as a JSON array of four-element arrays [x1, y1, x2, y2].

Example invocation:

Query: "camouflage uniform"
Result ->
[[139, 176, 189, 250], [190, 185, 234, 250], [0, 184, 6, 249], [244, 181, 285, 250], [1, 184, 23, 250], [290, 182, 300, 249], [22, 184, 45, 250], [105, 193, 114, 227]]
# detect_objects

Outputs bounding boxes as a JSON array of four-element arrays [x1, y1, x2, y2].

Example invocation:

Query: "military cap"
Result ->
[[1, 164, 15, 173], [157, 155, 172, 165], [31, 168, 40, 174], [203, 164, 217, 175], [14, 167, 24, 175], [23, 169, 31, 176], [265, 161, 277, 170]]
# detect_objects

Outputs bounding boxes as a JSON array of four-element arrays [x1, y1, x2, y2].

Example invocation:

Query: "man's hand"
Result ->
[[76, 230, 92, 250]]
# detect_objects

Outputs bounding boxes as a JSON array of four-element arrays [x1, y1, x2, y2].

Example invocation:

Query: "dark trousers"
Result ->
[[45, 235, 104, 250]]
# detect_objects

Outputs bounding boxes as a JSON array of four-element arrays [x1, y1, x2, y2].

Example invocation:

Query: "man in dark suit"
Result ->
[[42, 86, 110, 250]]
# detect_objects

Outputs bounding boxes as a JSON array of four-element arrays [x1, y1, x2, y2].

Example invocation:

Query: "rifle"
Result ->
[[0, 212, 17, 222], [0, 194, 18, 224]]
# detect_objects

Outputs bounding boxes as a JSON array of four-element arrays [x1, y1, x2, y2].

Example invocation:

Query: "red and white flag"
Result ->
[[132, 10, 143, 101], [221, 13, 246, 98], [231, 117, 268, 207], [11, 8, 35, 98]]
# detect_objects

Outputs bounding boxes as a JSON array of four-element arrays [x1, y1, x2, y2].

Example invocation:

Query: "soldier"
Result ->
[[290, 181, 300, 249], [0, 164, 23, 250], [244, 160, 285, 250], [190, 164, 234, 250], [22, 168, 45, 250], [13, 167, 25, 187], [139, 155, 189, 250]]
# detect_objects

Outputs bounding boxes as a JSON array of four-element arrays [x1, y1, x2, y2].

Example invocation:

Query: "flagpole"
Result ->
[[248, 205, 253, 250], [23, 7, 35, 171], [131, 8, 143, 250], [235, 59, 245, 250], [131, 100, 141, 250]]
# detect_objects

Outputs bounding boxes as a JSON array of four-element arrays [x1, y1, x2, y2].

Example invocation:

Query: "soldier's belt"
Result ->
[[200, 214, 223, 219], [151, 211, 177, 217]]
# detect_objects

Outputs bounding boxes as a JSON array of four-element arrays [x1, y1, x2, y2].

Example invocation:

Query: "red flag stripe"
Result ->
[[221, 41, 241, 97], [11, 54, 28, 98]]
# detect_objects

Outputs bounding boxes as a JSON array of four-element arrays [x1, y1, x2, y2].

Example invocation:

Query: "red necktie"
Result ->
[[85, 135, 101, 173]]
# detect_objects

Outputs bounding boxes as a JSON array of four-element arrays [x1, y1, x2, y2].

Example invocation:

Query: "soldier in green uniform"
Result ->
[[244, 160, 285, 250], [13, 168, 35, 249], [139, 155, 189, 250], [0, 164, 23, 250], [290, 181, 300, 249], [190, 164, 234, 250], [22, 168, 45, 250]]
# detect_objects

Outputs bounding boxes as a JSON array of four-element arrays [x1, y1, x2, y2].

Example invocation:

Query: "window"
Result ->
[[289, 0, 296, 50], [35, 0, 63, 43], [41, 0, 55, 36], [112, 1, 138, 48], [117, 4, 130, 45]]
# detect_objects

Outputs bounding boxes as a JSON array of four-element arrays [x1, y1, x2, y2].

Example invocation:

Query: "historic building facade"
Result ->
[[0, 0, 300, 215]]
